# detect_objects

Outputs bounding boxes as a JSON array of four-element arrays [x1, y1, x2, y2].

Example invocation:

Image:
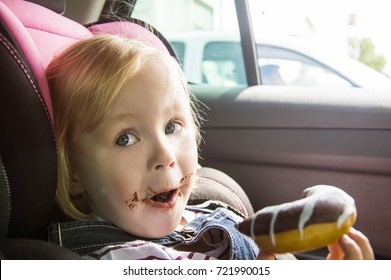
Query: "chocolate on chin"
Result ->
[[237, 185, 357, 254]]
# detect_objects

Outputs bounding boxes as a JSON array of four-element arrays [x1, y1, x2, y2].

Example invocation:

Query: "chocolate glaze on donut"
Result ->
[[237, 185, 356, 250]]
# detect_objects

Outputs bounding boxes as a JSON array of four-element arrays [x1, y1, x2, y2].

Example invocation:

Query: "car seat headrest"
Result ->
[[2, 0, 91, 65], [87, 19, 177, 57], [0, 27, 57, 240], [0, 0, 91, 240], [1, 0, 92, 122]]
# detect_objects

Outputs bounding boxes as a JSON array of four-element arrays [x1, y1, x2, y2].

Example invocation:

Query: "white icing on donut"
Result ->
[[250, 205, 279, 246], [269, 207, 279, 246], [250, 185, 356, 248], [304, 185, 356, 229], [335, 191, 356, 228], [251, 204, 280, 246], [298, 196, 317, 239]]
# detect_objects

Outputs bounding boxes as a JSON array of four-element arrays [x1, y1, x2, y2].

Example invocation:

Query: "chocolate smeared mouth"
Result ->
[[148, 173, 194, 204], [180, 173, 193, 183], [151, 189, 176, 203]]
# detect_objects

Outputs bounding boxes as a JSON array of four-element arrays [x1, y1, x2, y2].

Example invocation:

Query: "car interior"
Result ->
[[1, 0, 390, 260]]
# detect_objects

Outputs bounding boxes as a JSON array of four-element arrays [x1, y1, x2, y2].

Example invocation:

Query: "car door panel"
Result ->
[[195, 85, 391, 259]]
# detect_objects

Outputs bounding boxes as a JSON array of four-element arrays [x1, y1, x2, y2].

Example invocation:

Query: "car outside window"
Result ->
[[132, 0, 244, 86], [257, 45, 354, 87], [170, 42, 186, 66], [132, 0, 391, 89], [248, 0, 391, 89], [202, 42, 246, 86]]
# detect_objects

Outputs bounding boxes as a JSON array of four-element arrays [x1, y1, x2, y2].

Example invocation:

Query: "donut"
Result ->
[[237, 185, 357, 254]]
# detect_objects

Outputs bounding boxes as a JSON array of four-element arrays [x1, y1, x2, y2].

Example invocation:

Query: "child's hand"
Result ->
[[255, 227, 374, 260], [256, 247, 276, 260], [326, 228, 374, 260]]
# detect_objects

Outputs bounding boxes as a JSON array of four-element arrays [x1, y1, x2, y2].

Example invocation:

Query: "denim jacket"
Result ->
[[48, 201, 259, 260]]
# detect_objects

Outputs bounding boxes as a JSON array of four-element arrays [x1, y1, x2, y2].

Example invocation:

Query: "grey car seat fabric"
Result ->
[[191, 167, 254, 218]]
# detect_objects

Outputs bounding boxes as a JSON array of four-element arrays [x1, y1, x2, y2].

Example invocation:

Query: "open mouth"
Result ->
[[147, 173, 193, 207], [151, 189, 177, 203]]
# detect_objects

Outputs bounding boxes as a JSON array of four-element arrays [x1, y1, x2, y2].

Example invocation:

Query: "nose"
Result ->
[[149, 136, 176, 171]]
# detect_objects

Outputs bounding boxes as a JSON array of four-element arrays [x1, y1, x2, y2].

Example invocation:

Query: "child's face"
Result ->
[[71, 56, 198, 238]]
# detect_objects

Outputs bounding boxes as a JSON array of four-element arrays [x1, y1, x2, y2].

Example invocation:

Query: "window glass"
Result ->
[[132, 0, 244, 86], [257, 45, 353, 87], [203, 42, 246, 86], [133, 0, 391, 89], [248, 0, 391, 89], [169, 41, 186, 68]]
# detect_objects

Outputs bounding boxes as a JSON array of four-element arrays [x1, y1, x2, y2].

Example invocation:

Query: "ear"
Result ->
[[68, 168, 91, 214], [70, 173, 85, 195], [68, 163, 85, 195], [67, 151, 86, 193]]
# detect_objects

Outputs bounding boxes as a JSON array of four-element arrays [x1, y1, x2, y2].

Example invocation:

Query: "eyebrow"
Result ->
[[99, 112, 140, 128]]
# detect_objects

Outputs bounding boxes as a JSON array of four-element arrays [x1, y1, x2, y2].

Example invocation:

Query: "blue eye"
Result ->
[[115, 132, 138, 147], [165, 121, 182, 135]]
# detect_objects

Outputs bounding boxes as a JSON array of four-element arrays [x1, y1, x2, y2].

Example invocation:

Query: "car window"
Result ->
[[133, 0, 391, 90], [132, 0, 244, 87], [248, 0, 391, 89], [258, 45, 354, 87], [170, 41, 186, 66], [203, 42, 246, 86]]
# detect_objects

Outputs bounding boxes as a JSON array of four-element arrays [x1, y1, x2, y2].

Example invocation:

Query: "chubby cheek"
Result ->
[[92, 180, 140, 225], [74, 156, 139, 217], [105, 168, 139, 203], [182, 174, 195, 199], [125, 191, 141, 211], [179, 131, 199, 170]]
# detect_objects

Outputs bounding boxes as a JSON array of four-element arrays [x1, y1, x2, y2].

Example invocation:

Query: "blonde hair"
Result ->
[[46, 34, 202, 220]]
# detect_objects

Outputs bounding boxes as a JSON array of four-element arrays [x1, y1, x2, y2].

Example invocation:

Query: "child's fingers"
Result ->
[[256, 247, 276, 260], [347, 228, 374, 260], [327, 228, 374, 260], [327, 241, 344, 260], [337, 234, 363, 260]]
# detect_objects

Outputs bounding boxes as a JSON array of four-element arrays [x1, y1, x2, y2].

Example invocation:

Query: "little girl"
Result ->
[[46, 34, 373, 260]]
